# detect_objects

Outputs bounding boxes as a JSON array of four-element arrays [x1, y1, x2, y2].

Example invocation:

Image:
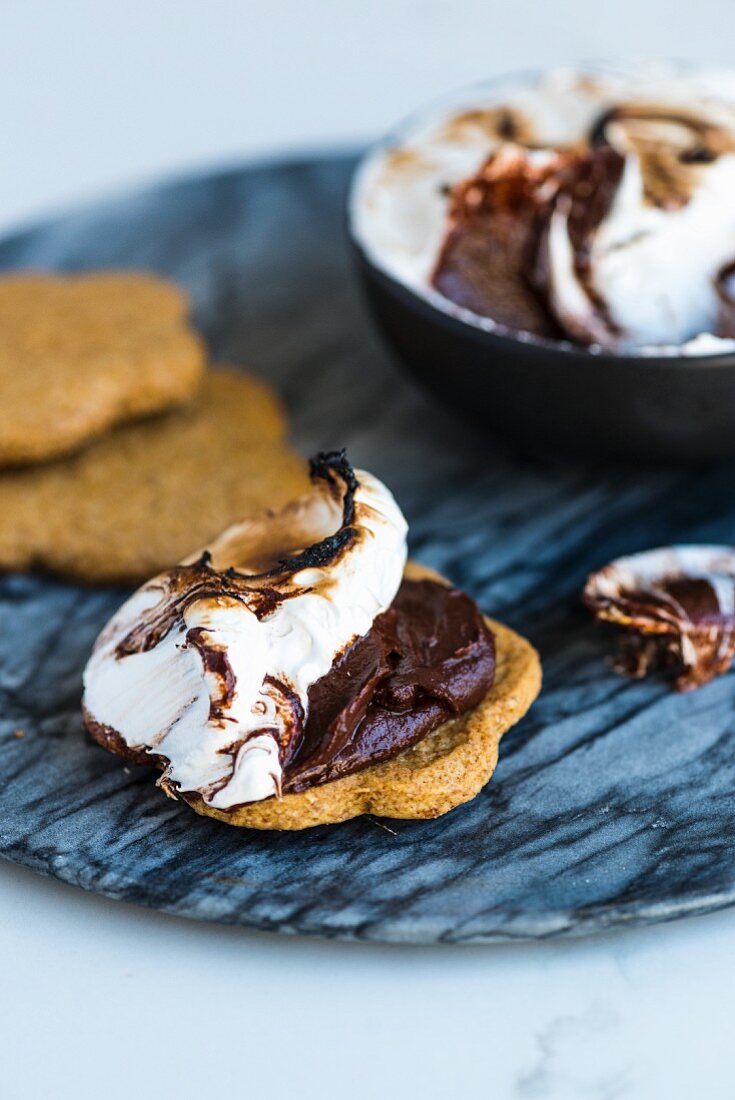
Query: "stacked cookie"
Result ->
[[0, 271, 308, 583]]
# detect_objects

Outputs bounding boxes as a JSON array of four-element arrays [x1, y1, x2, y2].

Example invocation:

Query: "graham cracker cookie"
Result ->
[[0, 271, 205, 466], [0, 368, 309, 584], [186, 563, 542, 830]]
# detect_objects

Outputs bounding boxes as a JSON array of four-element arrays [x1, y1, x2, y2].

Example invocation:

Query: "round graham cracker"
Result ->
[[0, 369, 309, 584], [186, 564, 542, 830], [0, 271, 206, 466]]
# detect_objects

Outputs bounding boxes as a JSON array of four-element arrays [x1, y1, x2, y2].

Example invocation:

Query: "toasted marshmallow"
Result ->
[[547, 143, 735, 348], [351, 64, 735, 353], [82, 453, 408, 809], [584, 545, 735, 690]]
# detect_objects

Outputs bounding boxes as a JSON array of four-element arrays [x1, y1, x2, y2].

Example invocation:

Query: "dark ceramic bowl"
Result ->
[[347, 69, 735, 463], [350, 249, 735, 461]]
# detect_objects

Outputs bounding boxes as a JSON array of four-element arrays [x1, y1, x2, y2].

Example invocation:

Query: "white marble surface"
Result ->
[[2, 2, 735, 1095], [0, 0, 734, 234], [1, 858, 734, 1099]]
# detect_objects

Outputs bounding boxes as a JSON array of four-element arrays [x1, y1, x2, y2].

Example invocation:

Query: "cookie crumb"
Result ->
[[367, 816, 398, 835]]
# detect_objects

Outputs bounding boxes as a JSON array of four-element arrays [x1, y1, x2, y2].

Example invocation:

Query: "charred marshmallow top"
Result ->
[[351, 65, 735, 353], [82, 453, 408, 809]]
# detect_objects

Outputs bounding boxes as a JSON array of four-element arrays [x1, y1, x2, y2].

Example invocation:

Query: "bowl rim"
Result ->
[[352, 235, 735, 372], [347, 60, 735, 370]]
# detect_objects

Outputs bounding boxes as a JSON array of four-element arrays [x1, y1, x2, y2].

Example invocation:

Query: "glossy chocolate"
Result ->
[[432, 146, 623, 340], [284, 578, 495, 791]]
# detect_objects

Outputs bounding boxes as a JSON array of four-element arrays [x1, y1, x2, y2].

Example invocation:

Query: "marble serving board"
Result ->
[[1, 154, 735, 944]]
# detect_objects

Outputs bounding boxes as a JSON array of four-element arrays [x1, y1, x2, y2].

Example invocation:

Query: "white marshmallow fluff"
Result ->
[[350, 63, 735, 354]]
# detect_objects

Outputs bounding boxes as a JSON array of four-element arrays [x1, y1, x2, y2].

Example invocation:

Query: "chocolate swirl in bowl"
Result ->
[[353, 66, 735, 352]]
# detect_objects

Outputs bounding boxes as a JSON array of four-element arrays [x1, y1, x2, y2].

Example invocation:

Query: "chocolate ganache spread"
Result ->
[[352, 64, 735, 352], [82, 453, 495, 810], [285, 578, 495, 792]]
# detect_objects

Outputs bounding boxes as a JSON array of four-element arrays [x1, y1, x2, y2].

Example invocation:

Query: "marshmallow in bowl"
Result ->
[[350, 64, 735, 353], [82, 452, 408, 810]]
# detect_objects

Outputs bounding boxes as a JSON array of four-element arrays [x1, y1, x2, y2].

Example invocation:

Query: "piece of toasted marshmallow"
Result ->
[[584, 544, 735, 690], [83, 452, 408, 809]]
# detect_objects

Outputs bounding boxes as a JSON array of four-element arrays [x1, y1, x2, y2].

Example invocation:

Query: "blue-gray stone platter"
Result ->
[[1, 154, 735, 943]]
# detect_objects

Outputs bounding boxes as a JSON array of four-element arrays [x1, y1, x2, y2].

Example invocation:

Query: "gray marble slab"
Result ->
[[1, 154, 735, 943]]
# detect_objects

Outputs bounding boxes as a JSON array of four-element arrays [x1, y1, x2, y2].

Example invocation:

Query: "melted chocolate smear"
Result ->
[[432, 146, 624, 341], [115, 553, 280, 656], [498, 110, 519, 140], [263, 674, 304, 769], [82, 705, 155, 767], [631, 576, 725, 625], [186, 626, 236, 722], [432, 149, 564, 337], [590, 104, 735, 210], [283, 579, 495, 793], [588, 573, 735, 692], [533, 146, 624, 343], [558, 147, 625, 258], [590, 104, 728, 157], [680, 145, 717, 165]]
